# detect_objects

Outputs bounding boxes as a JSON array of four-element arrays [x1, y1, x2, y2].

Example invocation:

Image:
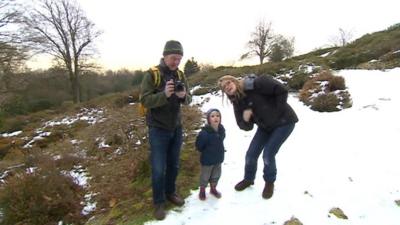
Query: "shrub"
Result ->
[[0, 169, 85, 225], [328, 76, 346, 91], [129, 89, 140, 102], [287, 72, 310, 91], [29, 99, 55, 112], [299, 70, 351, 112], [113, 95, 130, 108], [59, 100, 75, 112], [0, 115, 29, 133], [311, 93, 341, 112], [1, 95, 30, 116], [0, 138, 12, 159]]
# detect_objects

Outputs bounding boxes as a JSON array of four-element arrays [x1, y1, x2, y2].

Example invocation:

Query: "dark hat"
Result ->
[[206, 108, 221, 124], [163, 40, 183, 56]]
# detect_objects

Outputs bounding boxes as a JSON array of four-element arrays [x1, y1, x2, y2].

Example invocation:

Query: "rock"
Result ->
[[329, 207, 348, 219], [283, 216, 303, 225]]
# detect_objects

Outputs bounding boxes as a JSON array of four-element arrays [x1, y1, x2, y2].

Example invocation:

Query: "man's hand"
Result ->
[[243, 109, 253, 122], [164, 79, 175, 98]]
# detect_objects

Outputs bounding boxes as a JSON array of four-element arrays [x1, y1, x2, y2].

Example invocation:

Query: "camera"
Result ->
[[175, 80, 185, 92]]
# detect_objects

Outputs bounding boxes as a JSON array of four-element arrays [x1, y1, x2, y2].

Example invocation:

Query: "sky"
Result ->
[[53, 0, 400, 71], [142, 67, 400, 225]]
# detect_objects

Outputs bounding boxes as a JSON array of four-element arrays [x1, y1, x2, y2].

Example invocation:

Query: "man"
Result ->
[[140, 40, 192, 220]]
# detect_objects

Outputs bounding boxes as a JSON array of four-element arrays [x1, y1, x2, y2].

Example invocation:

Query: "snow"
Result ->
[[320, 52, 330, 57], [64, 166, 96, 215], [19, 108, 105, 149], [0, 130, 22, 137], [145, 68, 400, 225]]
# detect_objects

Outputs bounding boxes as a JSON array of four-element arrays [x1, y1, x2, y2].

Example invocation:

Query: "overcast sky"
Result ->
[[32, 0, 400, 70]]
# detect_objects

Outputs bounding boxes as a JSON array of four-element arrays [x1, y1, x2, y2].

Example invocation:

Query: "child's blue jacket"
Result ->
[[195, 124, 225, 165]]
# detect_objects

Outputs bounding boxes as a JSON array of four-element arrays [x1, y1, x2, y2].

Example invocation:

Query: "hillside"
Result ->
[[188, 23, 400, 91], [0, 93, 202, 224]]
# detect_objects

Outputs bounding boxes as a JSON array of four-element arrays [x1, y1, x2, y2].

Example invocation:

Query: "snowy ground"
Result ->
[[145, 68, 400, 225]]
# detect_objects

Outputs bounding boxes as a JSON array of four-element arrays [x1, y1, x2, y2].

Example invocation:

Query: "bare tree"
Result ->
[[22, 0, 101, 103], [241, 20, 274, 64], [0, 0, 27, 73], [329, 28, 354, 47], [0, 0, 19, 38]]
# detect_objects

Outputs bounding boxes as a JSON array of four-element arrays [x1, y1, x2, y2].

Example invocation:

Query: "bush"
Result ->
[[299, 70, 352, 112], [287, 72, 310, 91], [29, 99, 55, 112], [113, 95, 130, 108], [329, 76, 346, 91], [311, 93, 341, 112], [1, 95, 30, 116], [129, 89, 140, 102], [0, 138, 12, 159], [0, 115, 29, 133], [0, 170, 85, 225]]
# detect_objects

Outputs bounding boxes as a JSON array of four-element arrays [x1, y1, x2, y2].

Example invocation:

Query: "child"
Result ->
[[195, 108, 226, 200]]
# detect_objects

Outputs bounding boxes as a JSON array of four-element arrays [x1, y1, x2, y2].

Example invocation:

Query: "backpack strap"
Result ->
[[176, 69, 187, 84], [149, 67, 185, 86], [177, 69, 184, 80], [243, 74, 257, 90], [149, 67, 161, 87], [138, 67, 161, 117]]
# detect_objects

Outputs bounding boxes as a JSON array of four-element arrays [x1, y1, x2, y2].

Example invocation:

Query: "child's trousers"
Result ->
[[199, 163, 221, 187]]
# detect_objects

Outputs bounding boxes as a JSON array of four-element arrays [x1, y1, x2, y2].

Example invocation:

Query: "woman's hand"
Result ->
[[243, 109, 253, 122]]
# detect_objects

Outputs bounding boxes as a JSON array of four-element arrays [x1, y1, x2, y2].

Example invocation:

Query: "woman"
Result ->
[[218, 74, 298, 199]]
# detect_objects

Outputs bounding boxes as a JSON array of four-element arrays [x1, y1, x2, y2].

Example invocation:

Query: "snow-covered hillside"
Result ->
[[146, 68, 400, 225]]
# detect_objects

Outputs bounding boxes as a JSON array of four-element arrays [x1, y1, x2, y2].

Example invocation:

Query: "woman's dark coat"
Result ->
[[232, 75, 298, 131]]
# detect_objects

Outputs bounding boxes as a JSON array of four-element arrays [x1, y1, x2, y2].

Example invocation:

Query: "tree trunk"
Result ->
[[72, 75, 80, 103], [69, 71, 80, 104]]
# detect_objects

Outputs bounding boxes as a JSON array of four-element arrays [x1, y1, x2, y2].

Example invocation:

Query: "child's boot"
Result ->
[[210, 183, 221, 198], [199, 186, 206, 200]]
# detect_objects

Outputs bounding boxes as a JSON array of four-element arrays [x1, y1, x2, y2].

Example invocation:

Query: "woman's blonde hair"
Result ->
[[217, 75, 246, 103]]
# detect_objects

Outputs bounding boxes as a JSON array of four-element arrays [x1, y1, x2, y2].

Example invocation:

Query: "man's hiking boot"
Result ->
[[234, 179, 254, 191], [199, 186, 206, 200], [153, 203, 166, 220], [262, 182, 274, 199], [210, 184, 221, 198], [166, 193, 185, 206]]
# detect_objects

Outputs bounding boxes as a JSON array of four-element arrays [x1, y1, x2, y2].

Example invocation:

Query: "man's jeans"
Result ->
[[244, 123, 295, 183], [149, 126, 182, 204]]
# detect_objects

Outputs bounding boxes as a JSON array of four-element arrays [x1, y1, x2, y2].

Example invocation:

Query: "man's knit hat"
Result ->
[[206, 108, 221, 124], [163, 40, 183, 56]]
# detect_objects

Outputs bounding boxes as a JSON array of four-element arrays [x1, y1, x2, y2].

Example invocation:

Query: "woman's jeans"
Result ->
[[244, 123, 295, 183], [149, 126, 182, 204]]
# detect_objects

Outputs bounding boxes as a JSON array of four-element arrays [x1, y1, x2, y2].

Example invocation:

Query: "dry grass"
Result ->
[[0, 91, 203, 225], [0, 155, 86, 225]]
